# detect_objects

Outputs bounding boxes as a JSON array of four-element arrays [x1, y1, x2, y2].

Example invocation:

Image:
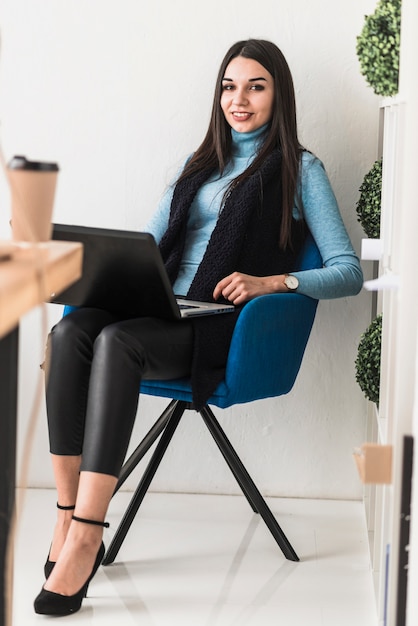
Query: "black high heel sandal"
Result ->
[[34, 515, 109, 616], [44, 503, 75, 579]]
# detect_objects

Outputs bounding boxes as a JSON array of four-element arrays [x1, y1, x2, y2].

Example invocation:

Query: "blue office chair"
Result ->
[[85, 232, 322, 565]]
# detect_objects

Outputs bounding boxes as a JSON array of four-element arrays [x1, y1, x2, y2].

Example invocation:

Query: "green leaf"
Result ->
[[355, 315, 382, 405], [356, 0, 402, 96]]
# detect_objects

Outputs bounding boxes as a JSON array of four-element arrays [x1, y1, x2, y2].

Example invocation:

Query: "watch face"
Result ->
[[285, 275, 299, 290]]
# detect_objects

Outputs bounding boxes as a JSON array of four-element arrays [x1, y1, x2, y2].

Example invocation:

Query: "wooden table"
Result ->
[[0, 241, 83, 626]]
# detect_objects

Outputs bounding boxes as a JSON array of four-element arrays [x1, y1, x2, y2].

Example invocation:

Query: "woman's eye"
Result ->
[[222, 83, 265, 92]]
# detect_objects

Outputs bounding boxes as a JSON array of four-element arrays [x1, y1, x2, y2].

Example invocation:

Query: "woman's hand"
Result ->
[[213, 272, 287, 305]]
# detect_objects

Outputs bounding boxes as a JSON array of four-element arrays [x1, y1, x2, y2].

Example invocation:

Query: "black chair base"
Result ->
[[102, 400, 299, 565]]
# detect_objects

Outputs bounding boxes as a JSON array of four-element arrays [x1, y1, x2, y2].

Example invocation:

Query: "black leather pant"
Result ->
[[45, 308, 193, 477]]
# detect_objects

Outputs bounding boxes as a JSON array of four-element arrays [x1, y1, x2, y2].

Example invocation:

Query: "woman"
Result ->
[[34, 39, 363, 616]]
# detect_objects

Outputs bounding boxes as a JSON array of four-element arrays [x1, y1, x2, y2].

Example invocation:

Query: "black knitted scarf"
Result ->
[[159, 149, 306, 409]]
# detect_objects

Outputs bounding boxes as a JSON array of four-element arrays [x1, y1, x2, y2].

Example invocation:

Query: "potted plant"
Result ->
[[356, 158, 382, 239], [355, 314, 382, 405], [356, 0, 402, 97]]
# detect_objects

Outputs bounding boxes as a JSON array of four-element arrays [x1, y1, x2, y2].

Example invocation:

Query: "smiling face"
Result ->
[[220, 56, 275, 133]]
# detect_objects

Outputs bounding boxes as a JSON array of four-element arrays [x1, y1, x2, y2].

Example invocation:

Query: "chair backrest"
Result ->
[[295, 231, 322, 271]]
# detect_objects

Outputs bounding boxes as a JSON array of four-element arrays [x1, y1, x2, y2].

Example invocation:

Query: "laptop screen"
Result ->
[[51, 224, 182, 319]]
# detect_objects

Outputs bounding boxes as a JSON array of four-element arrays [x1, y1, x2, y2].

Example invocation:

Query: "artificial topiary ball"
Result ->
[[356, 158, 382, 239], [356, 0, 401, 97], [355, 314, 382, 405]]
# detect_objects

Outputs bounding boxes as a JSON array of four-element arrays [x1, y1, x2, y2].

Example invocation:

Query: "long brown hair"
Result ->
[[177, 39, 303, 249]]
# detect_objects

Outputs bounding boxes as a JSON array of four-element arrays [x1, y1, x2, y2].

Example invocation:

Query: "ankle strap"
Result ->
[[72, 514, 110, 528], [57, 502, 76, 511]]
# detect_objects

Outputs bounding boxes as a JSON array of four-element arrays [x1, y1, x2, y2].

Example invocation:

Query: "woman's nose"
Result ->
[[232, 88, 248, 105]]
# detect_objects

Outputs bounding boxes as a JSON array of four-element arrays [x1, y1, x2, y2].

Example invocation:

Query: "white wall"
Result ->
[[0, 0, 379, 499]]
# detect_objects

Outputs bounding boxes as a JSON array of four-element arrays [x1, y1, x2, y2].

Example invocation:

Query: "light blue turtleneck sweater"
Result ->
[[144, 126, 363, 299]]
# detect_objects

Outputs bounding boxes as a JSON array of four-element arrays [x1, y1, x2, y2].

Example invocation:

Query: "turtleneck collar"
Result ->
[[231, 123, 269, 159]]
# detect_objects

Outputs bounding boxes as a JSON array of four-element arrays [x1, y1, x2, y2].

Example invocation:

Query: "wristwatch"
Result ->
[[284, 274, 299, 291]]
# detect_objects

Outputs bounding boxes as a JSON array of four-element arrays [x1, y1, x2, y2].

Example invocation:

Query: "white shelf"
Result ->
[[371, 402, 388, 445], [379, 95, 405, 108]]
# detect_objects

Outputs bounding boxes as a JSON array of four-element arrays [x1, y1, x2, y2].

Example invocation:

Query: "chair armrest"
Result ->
[[223, 293, 318, 404]]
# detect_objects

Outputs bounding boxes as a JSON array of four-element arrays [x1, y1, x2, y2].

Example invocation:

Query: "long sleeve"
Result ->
[[143, 185, 174, 244], [292, 152, 363, 299]]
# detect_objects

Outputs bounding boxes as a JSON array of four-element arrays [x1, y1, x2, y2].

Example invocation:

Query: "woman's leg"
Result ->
[[45, 308, 121, 457], [80, 316, 194, 475], [43, 316, 193, 596], [44, 471, 117, 596], [48, 455, 81, 563], [44, 308, 121, 563]]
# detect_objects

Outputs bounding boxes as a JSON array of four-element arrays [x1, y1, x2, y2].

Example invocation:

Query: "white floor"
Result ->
[[12, 489, 378, 625]]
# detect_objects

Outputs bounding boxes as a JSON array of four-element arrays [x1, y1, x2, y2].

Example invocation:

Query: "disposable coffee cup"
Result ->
[[7, 155, 59, 242]]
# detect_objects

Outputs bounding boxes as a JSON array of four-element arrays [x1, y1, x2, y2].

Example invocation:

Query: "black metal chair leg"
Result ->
[[103, 400, 187, 565], [199, 405, 299, 562], [197, 407, 259, 514], [114, 399, 178, 493]]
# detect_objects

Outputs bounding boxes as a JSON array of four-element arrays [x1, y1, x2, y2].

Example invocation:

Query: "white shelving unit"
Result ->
[[360, 1, 418, 623], [359, 94, 402, 626]]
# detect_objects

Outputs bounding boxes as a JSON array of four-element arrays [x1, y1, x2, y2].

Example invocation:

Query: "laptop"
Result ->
[[51, 223, 235, 319]]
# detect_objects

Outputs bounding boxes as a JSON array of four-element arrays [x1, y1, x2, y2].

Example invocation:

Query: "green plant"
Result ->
[[356, 158, 382, 238], [355, 314, 382, 405], [356, 0, 402, 97]]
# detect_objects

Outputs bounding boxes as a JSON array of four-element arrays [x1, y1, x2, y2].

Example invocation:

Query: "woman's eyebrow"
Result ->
[[222, 76, 267, 82]]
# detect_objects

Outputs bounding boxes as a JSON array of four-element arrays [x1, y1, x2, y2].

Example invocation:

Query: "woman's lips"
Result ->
[[232, 112, 252, 121]]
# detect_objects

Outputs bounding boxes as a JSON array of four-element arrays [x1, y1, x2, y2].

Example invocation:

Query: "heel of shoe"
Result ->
[[85, 542, 106, 596]]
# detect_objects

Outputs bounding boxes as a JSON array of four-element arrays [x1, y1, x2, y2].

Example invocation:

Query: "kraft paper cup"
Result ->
[[7, 155, 59, 242]]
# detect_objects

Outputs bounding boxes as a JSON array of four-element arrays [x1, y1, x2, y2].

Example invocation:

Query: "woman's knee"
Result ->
[[46, 310, 106, 370], [46, 316, 84, 367], [49, 308, 116, 351], [93, 324, 147, 370], [49, 313, 82, 345]]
